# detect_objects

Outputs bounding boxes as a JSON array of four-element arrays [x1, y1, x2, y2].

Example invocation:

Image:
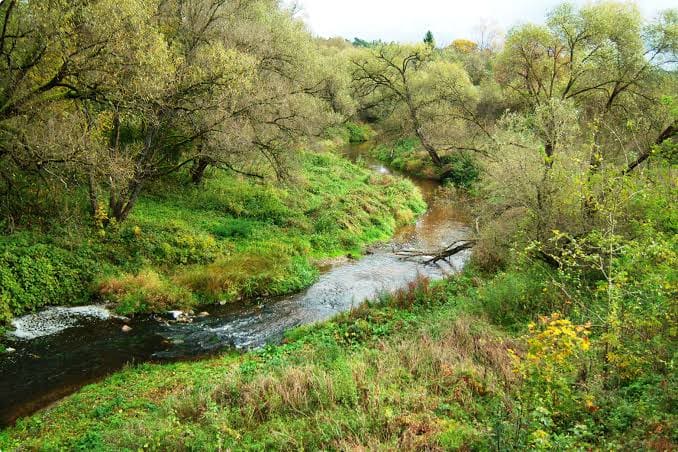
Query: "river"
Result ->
[[0, 143, 471, 426]]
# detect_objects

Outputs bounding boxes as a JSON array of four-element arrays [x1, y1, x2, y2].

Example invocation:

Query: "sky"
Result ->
[[291, 0, 676, 46]]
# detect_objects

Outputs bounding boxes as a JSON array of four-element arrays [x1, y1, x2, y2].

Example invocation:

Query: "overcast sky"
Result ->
[[292, 0, 676, 46]]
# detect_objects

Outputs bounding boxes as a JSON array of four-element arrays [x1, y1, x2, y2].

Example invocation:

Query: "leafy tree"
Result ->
[[424, 30, 435, 48], [0, 0, 170, 225], [0, 0, 346, 225], [351, 44, 482, 166], [495, 3, 677, 172], [450, 39, 478, 54]]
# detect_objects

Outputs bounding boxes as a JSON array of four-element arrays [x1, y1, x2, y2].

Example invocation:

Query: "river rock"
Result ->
[[5, 347, 16, 353], [166, 310, 185, 320], [121, 325, 132, 333], [162, 310, 194, 323], [197, 311, 210, 318]]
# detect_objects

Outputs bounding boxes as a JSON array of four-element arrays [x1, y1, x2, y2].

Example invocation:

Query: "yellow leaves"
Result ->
[[515, 313, 591, 383], [581, 337, 590, 351]]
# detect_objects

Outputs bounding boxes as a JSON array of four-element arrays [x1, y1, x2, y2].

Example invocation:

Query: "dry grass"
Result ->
[[150, 314, 519, 450], [98, 268, 194, 313]]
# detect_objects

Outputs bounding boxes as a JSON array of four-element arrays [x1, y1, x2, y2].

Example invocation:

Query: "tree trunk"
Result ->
[[190, 156, 211, 184], [415, 127, 443, 166], [110, 177, 144, 223], [406, 91, 443, 167], [87, 171, 99, 217], [544, 140, 554, 169]]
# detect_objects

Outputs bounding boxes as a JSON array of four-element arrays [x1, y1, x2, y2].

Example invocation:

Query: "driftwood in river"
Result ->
[[396, 239, 477, 265]]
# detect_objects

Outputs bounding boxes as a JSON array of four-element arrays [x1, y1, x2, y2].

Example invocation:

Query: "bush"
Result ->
[[440, 153, 479, 188], [474, 264, 559, 328], [345, 122, 372, 143], [0, 234, 101, 323]]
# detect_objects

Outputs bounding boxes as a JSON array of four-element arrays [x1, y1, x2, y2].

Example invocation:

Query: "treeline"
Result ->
[[2, 1, 675, 233], [0, 0, 354, 227]]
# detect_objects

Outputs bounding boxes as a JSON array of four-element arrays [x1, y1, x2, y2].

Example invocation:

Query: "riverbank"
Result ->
[[0, 272, 511, 450], [4, 262, 674, 450], [0, 150, 425, 325], [0, 140, 469, 427], [371, 138, 480, 188]]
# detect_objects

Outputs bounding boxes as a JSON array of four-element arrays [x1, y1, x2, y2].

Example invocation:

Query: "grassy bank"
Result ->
[[0, 273, 511, 450], [0, 151, 425, 323], [3, 263, 674, 450]]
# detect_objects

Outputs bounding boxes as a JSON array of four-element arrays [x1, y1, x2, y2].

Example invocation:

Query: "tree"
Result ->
[[351, 44, 481, 167], [495, 3, 677, 172], [0, 0, 345, 225], [450, 39, 479, 54], [424, 31, 436, 48], [0, 0, 171, 224]]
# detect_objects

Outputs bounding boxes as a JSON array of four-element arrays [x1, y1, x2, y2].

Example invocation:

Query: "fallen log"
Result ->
[[396, 239, 477, 265]]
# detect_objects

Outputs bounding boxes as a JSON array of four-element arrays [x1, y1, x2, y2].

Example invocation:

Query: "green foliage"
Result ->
[[0, 234, 102, 322], [99, 269, 195, 315], [3, 258, 677, 450], [323, 122, 374, 145], [473, 264, 558, 329], [440, 153, 480, 188], [345, 122, 372, 143], [0, 152, 424, 322]]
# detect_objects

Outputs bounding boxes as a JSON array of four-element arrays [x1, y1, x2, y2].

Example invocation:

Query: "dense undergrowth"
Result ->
[[373, 138, 480, 188], [0, 150, 425, 323]]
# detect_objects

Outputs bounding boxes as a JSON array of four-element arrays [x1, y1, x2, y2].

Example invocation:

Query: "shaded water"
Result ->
[[0, 143, 470, 426]]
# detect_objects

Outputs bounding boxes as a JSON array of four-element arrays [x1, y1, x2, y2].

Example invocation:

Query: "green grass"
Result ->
[[2, 264, 674, 450], [0, 151, 425, 322]]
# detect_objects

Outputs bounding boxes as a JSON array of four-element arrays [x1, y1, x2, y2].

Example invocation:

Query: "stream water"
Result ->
[[0, 143, 471, 426]]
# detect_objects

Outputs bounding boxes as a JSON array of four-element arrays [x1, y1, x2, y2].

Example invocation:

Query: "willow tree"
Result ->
[[477, 2, 677, 262], [495, 2, 677, 172], [166, 0, 346, 186], [87, 0, 344, 221], [0, 0, 170, 225], [351, 44, 479, 166], [94, 0, 258, 221]]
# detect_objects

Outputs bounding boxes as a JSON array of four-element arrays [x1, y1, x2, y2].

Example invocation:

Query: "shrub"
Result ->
[[345, 122, 372, 143], [211, 218, 256, 239], [440, 153, 479, 188], [0, 234, 100, 323], [474, 264, 559, 328]]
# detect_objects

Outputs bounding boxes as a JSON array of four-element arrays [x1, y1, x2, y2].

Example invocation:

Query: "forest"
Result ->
[[0, 0, 676, 449]]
